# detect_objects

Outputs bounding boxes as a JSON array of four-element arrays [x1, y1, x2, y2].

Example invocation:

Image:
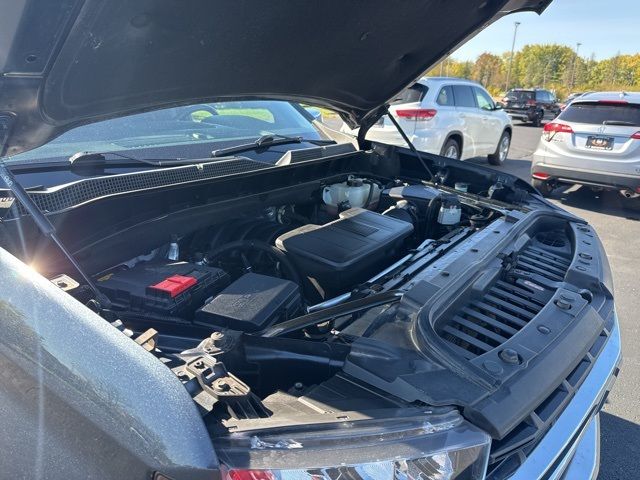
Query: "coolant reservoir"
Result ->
[[322, 176, 381, 209]]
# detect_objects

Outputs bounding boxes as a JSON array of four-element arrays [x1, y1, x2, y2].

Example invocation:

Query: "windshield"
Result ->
[[7, 101, 327, 163]]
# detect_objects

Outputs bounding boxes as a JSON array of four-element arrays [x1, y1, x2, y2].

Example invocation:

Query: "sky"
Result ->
[[452, 0, 640, 61]]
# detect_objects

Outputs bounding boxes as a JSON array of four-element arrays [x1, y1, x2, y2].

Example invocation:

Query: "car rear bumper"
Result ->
[[532, 162, 640, 191], [508, 314, 621, 480], [505, 109, 536, 122], [366, 127, 444, 155]]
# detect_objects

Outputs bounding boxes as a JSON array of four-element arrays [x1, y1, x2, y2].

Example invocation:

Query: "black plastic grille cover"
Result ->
[[441, 244, 571, 360], [486, 316, 613, 479], [7, 157, 272, 217], [436, 235, 611, 479]]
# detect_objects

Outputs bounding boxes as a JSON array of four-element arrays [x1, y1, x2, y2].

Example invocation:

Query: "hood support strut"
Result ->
[[0, 163, 111, 308], [382, 107, 434, 181]]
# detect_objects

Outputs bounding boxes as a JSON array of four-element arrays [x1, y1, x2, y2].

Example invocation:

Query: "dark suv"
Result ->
[[503, 88, 561, 126]]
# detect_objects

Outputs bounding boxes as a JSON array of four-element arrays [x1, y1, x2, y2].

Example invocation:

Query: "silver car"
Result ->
[[531, 91, 640, 197]]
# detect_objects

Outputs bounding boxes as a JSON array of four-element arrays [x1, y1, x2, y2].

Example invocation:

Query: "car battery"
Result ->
[[96, 261, 229, 317]]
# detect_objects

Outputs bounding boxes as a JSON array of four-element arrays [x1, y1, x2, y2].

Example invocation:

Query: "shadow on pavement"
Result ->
[[598, 411, 640, 479], [549, 186, 640, 221]]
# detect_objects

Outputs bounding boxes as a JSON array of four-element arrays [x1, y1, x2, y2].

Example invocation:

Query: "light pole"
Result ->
[[504, 21, 521, 92], [570, 42, 582, 90]]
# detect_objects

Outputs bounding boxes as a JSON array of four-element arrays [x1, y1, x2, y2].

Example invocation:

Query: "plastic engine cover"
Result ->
[[276, 208, 413, 297]]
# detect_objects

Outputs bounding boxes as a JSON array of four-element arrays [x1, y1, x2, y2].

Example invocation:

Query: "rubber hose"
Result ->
[[362, 179, 379, 209], [425, 194, 443, 238]]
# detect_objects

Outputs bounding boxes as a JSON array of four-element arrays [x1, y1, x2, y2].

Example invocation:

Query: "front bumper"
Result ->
[[509, 314, 621, 479], [532, 162, 640, 191]]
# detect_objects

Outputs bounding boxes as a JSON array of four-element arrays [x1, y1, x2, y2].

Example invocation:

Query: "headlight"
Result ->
[[215, 410, 490, 479]]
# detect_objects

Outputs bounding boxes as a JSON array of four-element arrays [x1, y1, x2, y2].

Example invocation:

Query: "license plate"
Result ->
[[586, 136, 614, 150]]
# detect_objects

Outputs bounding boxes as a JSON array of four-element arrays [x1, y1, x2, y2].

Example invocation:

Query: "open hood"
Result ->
[[0, 0, 550, 157]]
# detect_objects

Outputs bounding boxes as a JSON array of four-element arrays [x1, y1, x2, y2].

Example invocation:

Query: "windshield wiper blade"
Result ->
[[211, 134, 334, 158], [68, 150, 201, 168], [602, 120, 637, 126]]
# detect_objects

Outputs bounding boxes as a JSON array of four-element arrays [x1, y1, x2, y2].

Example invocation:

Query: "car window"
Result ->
[[452, 85, 476, 108], [474, 87, 494, 110], [536, 91, 550, 102], [437, 86, 455, 106], [506, 90, 535, 102], [7, 100, 327, 163], [559, 102, 640, 126], [391, 84, 428, 104]]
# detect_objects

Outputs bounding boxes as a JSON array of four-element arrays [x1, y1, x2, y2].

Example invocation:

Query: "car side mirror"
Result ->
[[494, 102, 504, 110]]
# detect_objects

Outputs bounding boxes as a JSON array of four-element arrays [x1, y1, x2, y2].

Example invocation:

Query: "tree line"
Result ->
[[427, 44, 640, 100]]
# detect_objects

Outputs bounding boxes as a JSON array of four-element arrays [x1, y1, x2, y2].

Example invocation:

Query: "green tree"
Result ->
[[472, 53, 504, 87], [422, 47, 639, 101]]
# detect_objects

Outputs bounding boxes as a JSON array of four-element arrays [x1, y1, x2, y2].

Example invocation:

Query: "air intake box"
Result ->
[[275, 208, 413, 297]]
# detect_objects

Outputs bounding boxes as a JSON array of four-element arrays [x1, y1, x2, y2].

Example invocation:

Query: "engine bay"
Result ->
[[41, 174, 504, 430], [70, 175, 490, 332], [21, 162, 595, 450]]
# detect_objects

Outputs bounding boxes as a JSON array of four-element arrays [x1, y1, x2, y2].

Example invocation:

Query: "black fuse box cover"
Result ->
[[195, 273, 301, 332], [97, 261, 229, 317], [275, 208, 413, 297]]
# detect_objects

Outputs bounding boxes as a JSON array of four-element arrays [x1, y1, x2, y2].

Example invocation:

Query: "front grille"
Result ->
[[440, 243, 570, 360], [486, 320, 613, 479], [514, 245, 571, 282]]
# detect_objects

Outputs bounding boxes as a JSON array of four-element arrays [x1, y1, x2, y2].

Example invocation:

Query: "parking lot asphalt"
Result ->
[[469, 124, 640, 480], [324, 117, 639, 478]]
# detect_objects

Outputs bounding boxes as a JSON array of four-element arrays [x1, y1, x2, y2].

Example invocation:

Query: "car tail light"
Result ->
[[532, 172, 551, 180], [631, 131, 640, 139], [395, 108, 437, 121], [543, 122, 573, 141], [598, 100, 628, 105], [216, 412, 490, 480]]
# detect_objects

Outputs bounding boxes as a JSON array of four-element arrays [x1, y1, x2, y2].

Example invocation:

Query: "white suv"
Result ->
[[343, 77, 513, 165]]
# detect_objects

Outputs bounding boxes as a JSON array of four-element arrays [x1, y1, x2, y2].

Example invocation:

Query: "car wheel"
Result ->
[[488, 131, 511, 166], [532, 178, 552, 197], [440, 138, 461, 160]]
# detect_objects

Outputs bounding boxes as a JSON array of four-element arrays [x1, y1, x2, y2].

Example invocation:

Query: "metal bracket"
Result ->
[[173, 354, 252, 415]]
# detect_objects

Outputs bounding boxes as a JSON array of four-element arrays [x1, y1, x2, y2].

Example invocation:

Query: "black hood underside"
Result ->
[[0, 0, 550, 157]]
